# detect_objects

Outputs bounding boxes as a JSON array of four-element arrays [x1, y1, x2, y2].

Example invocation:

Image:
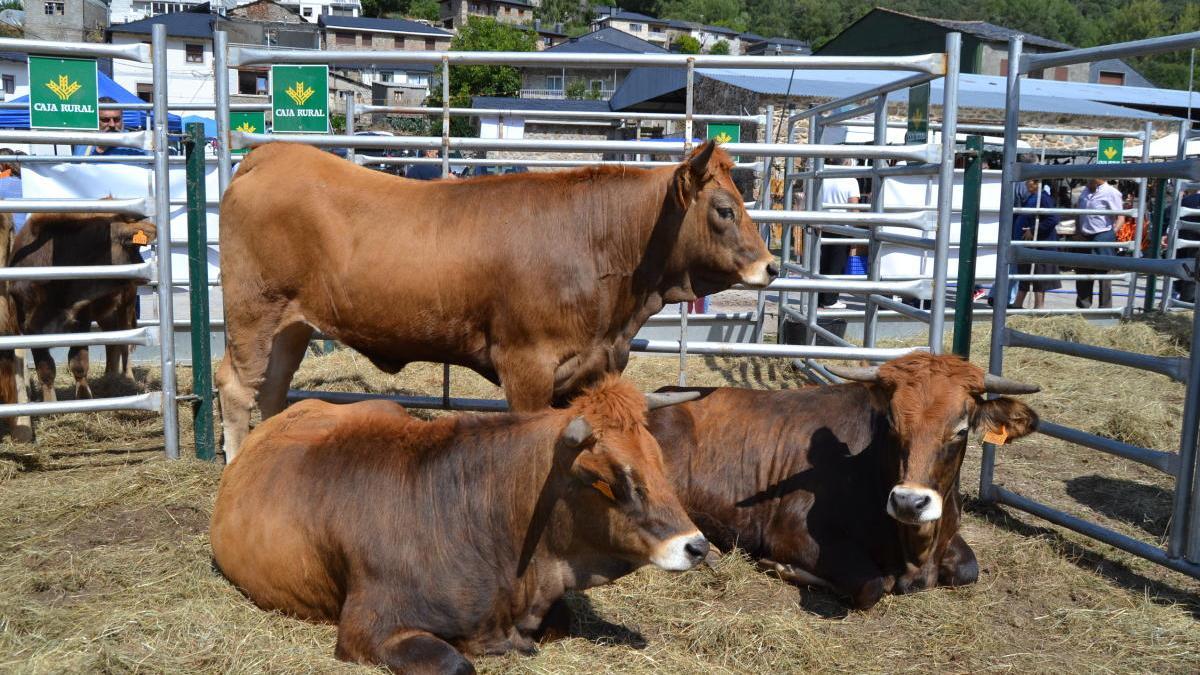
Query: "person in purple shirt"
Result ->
[[1075, 178, 1123, 308]]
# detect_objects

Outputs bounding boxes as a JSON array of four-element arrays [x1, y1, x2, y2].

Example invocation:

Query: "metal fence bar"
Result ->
[[992, 486, 1200, 578], [357, 104, 759, 123], [381, 156, 762, 170], [1017, 159, 1200, 182], [0, 197, 152, 216], [1021, 31, 1200, 72], [788, 71, 938, 122], [746, 208, 935, 230], [287, 389, 510, 412], [230, 47, 947, 72], [231, 132, 941, 162], [0, 392, 162, 418], [214, 29, 233, 197], [0, 37, 150, 61], [152, 24, 180, 460], [0, 262, 154, 282], [0, 129, 151, 149], [0, 328, 157, 350], [631, 339, 920, 360], [1035, 420, 1178, 474], [869, 294, 933, 322], [788, 163, 943, 181], [928, 31, 961, 353], [1011, 248, 1193, 279], [1005, 329, 1189, 381]]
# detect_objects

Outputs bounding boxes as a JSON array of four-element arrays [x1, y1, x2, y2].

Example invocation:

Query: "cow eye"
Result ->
[[716, 206, 735, 220]]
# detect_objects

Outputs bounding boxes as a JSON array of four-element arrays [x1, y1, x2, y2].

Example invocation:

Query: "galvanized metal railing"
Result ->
[[984, 31, 1200, 579], [208, 32, 962, 412], [0, 27, 179, 458]]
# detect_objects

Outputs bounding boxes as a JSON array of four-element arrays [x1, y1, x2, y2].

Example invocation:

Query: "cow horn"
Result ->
[[645, 390, 701, 410], [560, 416, 593, 447], [983, 374, 1041, 394], [824, 364, 881, 382]]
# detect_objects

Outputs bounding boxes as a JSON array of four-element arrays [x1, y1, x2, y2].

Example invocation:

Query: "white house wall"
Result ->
[[111, 35, 217, 105]]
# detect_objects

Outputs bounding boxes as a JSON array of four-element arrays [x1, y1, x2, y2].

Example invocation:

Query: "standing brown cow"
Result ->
[[7, 212, 154, 401], [647, 352, 1040, 609], [216, 140, 776, 460], [210, 377, 707, 673]]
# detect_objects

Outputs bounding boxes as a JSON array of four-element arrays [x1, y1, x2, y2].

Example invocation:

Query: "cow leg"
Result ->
[[937, 534, 979, 588], [32, 348, 56, 403], [216, 358, 255, 463], [9, 349, 31, 442], [495, 350, 556, 412], [257, 322, 314, 419], [757, 558, 831, 589], [68, 346, 92, 400], [98, 289, 137, 379], [335, 607, 474, 675], [217, 306, 289, 462]]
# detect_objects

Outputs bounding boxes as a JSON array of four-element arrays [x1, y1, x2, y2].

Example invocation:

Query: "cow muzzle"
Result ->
[[739, 258, 778, 288], [649, 531, 709, 571], [887, 486, 943, 524]]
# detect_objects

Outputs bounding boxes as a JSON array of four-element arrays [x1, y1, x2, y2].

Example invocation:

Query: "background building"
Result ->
[[26, 0, 108, 42]]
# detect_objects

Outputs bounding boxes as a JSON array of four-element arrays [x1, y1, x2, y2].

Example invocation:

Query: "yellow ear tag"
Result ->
[[983, 425, 1009, 445], [592, 480, 615, 501], [131, 230, 149, 246]]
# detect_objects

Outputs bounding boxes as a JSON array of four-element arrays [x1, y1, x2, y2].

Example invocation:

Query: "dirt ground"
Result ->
[[1, 316, 1199, 673]]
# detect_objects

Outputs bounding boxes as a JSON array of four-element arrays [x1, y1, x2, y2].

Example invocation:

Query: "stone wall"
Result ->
[[479, 122, 616, 166]]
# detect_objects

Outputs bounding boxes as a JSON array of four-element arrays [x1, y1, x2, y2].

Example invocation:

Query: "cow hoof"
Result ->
[[10, 424, 32, 443], [76, 386, 93, 400]]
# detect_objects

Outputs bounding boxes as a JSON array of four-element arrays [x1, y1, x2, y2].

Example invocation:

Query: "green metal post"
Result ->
[[1144, 177, 1168, 313], [185, 123, 215, 461], [952, 136, 984, 358]]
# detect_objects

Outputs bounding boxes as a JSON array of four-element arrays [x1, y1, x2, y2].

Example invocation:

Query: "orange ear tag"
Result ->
[[591, 480, 616, 501], [983, 425, 1009, 445], [131, 230, 149, 246]]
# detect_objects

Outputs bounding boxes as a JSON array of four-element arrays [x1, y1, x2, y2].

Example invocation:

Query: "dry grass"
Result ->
[[2, 318, 1200, 673]]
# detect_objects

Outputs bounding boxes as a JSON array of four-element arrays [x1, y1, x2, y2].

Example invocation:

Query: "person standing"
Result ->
[[1013, 179, 1060, 309], [817, 157, 860, 309], [1174, 188, 1200, 303], [405, 148, 454, 181], [1075, 177, 1122, 308], [71, 98, 149, 157]]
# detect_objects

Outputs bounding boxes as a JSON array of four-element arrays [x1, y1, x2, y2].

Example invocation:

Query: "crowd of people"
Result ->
[[788, 154, 1191, 312]]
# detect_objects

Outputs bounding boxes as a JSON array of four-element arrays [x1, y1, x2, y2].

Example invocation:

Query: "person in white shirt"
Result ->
[[817, 158, 861, 309], [1075, 178, 1122, 308]]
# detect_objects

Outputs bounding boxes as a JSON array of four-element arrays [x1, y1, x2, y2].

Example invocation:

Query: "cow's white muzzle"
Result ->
[[887, 486, 943, 524], [650, 531, 709, 571]]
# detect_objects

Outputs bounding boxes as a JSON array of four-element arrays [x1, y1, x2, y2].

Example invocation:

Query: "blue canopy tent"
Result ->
[[0, 70, 182, 131]]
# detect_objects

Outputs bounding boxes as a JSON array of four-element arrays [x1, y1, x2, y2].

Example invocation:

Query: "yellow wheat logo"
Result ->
[[1102, 146, 1118, 160], [285, 81, 315, 106], [712, 131, 734, 144], [235, 121, 257, 133], [45, 75, 82, 101]]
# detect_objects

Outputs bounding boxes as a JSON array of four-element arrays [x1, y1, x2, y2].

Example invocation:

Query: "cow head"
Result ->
[[828, 353, 1039, 525], [557, 377, 708, 572], [670, 141, 776, 297]]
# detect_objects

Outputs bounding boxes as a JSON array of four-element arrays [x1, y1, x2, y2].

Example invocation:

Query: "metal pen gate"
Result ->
[[207, 32, 962, 413], [985, 31, 1200, 578], [0, 27, 180, 458]]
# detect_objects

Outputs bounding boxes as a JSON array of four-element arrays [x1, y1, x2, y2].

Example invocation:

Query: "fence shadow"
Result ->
[[1064, 474, 1172, 539], [560, 591, 647, 649], [966, 498, 1200, 618]]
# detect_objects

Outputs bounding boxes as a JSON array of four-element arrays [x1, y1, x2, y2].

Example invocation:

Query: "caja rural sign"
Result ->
[[28, 56, 99, 130], [270, 65, 329, 133], [230, 111, 267, 155]]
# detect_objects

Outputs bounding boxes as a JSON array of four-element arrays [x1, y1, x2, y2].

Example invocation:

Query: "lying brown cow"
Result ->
[[647, 352, 1039, 609], [210, 377, 708, 673], [217, 140, 775, 460], [7, 212, 154, 401]]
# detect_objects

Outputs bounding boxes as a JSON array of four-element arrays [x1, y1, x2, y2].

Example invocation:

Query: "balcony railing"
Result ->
[[519, 87, 616, 100]]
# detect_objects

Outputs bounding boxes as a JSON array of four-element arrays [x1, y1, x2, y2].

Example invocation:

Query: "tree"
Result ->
[[565, 80, 603, 99], [406, 0, 440, 21], [673, 34, 701, 53], [660, 0, 748, 32], [425, 17, 539, 135], [709, 39, 730, 55]]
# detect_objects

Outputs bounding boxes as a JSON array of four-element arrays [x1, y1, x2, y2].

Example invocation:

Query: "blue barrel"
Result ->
[[845, 255, 867, 275]]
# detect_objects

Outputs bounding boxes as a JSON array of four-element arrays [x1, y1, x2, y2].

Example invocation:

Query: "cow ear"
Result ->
[[110, 219, 156, 247], [971, 397, 1038, 441], [672, 141, 717, 207]]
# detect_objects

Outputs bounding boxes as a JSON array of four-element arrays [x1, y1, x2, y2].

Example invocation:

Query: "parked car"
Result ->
[[466, 164, 530, 177]]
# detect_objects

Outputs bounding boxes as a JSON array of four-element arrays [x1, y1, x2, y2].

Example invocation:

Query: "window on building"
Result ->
[[336, 32, 356, 47], [185, 43, 204, 63], [302, 6, 313, 16], [1098, 70, 1125, 85], [379, 71, 393, 83], [150, 1, 187, 14], [332, 6, 353, 15], [238, 69, 269, 95], [627, 22, 642, 32], [2, 75, 13, 95], [1054, 67, 1069, 81], [44, 1, 65, 14], [408, 72, 428, 86], [546, 75, 563, 91], [136, 83, 154, 103], [425, 38, 437, 50]]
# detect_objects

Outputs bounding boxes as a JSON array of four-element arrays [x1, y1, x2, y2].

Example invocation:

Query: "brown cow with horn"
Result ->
[[647, 352, 1040, 609], [216, 140, 775, 460], [210, 377, 707, 673]]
